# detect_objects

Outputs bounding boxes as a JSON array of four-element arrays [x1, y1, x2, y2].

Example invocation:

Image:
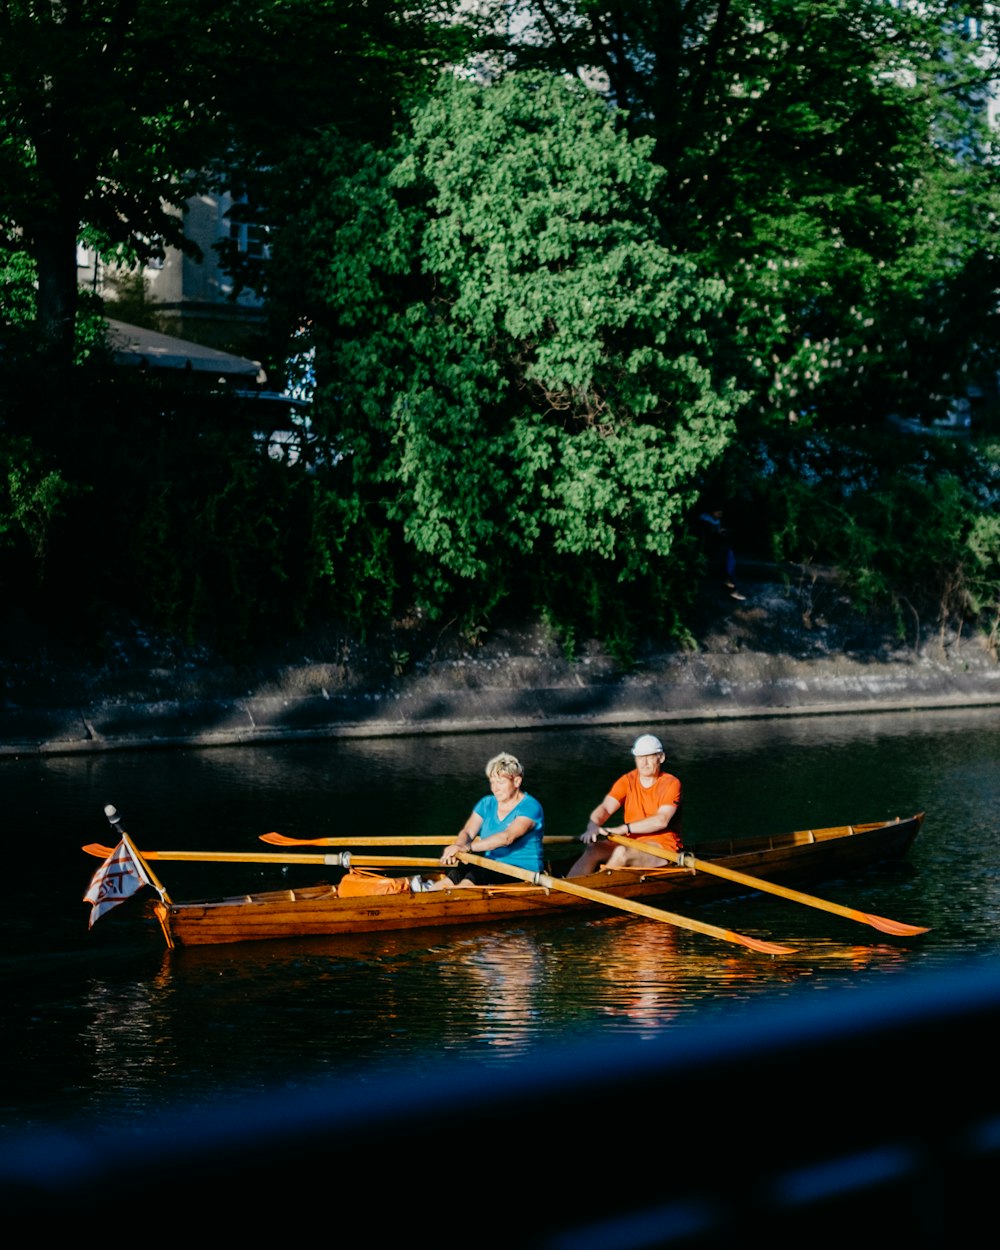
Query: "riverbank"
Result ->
[[2, 563, 998, 755]]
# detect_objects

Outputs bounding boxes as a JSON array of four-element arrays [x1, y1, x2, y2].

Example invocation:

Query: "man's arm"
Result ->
[[605, 803, 677, 836], [582, 795, 619, 842]]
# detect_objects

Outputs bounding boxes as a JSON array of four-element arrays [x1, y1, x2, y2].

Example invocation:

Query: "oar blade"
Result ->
[[727, 931, 796, 955], [261, 831, 313, 846], [606, 833, 929, 939], [861, 913, 930, 937]]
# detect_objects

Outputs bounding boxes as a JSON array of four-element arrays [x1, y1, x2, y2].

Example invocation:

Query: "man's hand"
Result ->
[[580, 822, 606, 845]]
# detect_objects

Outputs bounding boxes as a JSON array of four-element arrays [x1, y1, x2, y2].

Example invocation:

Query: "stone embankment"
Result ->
[[2, 567, 998, 756]]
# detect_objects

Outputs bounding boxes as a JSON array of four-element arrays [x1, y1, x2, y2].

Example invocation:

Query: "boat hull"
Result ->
[[157, 814, 924, 947]]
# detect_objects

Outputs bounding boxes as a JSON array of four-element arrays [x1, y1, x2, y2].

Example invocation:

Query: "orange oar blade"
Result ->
[[862, 913, 930, 937], [261, 831, 321, 846], [729, 932, 796, 956], [82, 842, 116, 858], [605, 833, 929, 939]]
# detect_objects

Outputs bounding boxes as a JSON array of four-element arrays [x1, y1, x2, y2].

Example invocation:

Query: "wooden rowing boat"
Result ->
[[145, 814, 924, 948]]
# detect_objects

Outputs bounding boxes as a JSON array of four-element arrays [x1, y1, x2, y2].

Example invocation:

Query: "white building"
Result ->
[[77, 188, 268, 355]]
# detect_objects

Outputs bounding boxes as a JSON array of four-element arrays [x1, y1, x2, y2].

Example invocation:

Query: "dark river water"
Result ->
[[2, 706, 998, 1135]]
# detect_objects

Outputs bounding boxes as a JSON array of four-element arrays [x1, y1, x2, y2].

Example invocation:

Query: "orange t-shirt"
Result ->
[[609, 770, 683, 847]]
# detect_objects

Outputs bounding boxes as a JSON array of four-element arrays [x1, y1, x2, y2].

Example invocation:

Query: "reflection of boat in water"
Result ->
[[118, 814, 923, 949]]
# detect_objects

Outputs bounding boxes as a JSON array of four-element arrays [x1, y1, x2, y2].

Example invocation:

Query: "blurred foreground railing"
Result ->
[[3, 957, 999, 1246]]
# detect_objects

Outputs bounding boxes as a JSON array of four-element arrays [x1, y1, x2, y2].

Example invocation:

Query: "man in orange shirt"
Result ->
[[567, 734, 683, 876]]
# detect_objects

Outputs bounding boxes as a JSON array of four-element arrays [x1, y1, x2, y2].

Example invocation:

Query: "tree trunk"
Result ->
[[33, 215, 81, 368]]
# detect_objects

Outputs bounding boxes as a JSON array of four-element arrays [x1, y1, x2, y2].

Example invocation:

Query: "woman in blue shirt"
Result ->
[[424, 752, 544, 889]]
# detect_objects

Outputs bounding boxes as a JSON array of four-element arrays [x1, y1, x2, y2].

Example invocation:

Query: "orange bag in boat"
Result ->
[[336, 868, 411, 897]]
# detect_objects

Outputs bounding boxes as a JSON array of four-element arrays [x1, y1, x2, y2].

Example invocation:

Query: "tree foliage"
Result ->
[[270, 72, 743, 637], [0, 0, 466, 362], [470, 1, 1000, 428], [749, 426, 1000, 647], [0, 3, 997, 656]]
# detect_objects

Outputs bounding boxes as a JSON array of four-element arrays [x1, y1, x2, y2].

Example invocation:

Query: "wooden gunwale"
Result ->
[[154, 814, 924, 948]]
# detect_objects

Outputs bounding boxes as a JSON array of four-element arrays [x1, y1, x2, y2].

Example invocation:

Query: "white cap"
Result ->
[[632, 734, 664, 756]]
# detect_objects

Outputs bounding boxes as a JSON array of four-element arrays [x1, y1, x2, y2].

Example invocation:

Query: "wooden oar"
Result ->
[[605, 834, 929, 937], [260, 832, 577, 848], [82, 844, 442, 869], [454, 851, 793, 956]]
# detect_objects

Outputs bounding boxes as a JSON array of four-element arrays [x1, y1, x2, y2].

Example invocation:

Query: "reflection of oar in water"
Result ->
[[260, 832, 577, 848], [82, 844, 443, 870], [452, 850, 793, 956], [605, 834, 929, 937]]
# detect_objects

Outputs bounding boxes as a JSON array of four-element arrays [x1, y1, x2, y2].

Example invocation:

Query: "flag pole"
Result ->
[[120, 831, 173, 904], [106, 806, 175, 949]]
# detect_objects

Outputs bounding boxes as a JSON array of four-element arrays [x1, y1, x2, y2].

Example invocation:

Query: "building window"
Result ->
[[227, 195, 271, 260]]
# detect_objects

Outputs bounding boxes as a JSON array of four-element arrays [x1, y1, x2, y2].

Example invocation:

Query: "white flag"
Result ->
[[83, 840, 153, 928]]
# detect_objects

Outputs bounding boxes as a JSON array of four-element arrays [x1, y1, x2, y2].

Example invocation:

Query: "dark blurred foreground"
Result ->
[[3, 958, 997, 1246]]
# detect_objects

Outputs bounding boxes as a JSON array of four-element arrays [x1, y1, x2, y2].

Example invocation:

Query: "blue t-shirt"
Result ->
[[472, 792, 544, 872]]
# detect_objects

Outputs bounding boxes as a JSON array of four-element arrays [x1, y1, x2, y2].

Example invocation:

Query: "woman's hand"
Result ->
[[440, 839, 475, 865]]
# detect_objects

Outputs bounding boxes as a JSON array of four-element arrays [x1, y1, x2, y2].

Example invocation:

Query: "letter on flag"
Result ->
[[84, 839, 153, 928]]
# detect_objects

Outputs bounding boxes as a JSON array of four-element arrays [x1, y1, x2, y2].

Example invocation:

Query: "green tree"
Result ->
[[750, 426, 1000, 644], [0, 0, 465, 363], [0, 434, 78, 584], [271, 72, 743, 639], [469, 1, 1000, 428]]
